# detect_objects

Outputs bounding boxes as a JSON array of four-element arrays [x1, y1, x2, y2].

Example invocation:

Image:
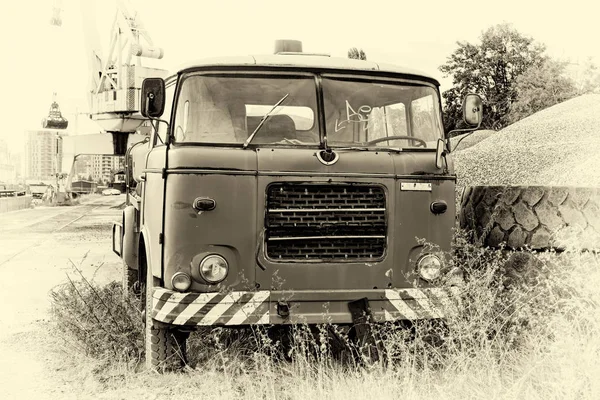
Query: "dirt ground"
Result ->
[[0, 195, 125, 399]]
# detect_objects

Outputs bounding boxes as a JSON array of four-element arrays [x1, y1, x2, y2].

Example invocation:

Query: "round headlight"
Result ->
[[171, 272, 192, 292], [417, 254, 442, 282], [199, 255, 229, 284]]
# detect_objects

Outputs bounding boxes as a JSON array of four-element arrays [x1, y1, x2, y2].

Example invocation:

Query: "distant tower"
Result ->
[[24, 130, 63, 180]]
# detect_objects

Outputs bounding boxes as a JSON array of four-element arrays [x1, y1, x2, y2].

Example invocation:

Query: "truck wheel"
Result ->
[[500, 251, 552, 290], [460, 186, 600, 251], [144, 273, 188, 372], [122, 261, 138, 299]]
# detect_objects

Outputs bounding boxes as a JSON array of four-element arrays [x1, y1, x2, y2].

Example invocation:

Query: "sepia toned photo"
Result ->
[[1, 1, 598, 399]]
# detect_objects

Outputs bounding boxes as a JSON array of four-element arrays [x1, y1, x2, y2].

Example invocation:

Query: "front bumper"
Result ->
[[151, 287, 462, 326]]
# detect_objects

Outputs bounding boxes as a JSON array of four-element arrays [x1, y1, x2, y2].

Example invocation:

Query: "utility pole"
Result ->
[[55, 133, 60, 194]]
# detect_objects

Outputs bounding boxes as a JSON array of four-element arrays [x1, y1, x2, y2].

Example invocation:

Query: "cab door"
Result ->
[[141, 79, 175, 279]]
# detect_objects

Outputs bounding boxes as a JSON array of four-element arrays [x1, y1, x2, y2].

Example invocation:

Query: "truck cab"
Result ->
[[113, 41, 480, 370]]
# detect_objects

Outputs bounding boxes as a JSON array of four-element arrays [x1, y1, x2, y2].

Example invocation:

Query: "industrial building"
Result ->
[[90, 155, 125, 183], [0, 139, 16, 183], [23, 129, 63, 180]]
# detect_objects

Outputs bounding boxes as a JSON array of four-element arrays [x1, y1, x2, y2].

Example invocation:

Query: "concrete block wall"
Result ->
[[0, 196, 33, 214]]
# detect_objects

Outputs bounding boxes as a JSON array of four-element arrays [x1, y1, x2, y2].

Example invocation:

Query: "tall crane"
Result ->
[[81, 0, 165, 137], [51, 0, 63, 26], [53, 0, 167, 201], [43, 0, 69, 130]]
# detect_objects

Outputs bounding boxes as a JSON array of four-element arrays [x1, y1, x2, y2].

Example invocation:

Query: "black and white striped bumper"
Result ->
[[151, 287, 462, 326]]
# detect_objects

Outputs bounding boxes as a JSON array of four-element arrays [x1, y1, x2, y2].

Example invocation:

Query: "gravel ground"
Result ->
[[454, 94, 600, 188], [450, 129, 496, 152]]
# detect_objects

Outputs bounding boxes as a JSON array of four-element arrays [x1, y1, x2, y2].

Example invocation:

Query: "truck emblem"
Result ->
[[316, 149, 339, 165]]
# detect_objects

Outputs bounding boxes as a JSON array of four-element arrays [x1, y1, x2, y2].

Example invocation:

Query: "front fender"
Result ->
[[122, 205, 140, 270], [139, 225, 161, 280]]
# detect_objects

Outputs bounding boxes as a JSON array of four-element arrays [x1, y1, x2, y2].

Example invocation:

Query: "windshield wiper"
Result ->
[[331, 146, 372, 151], [332, 146, 404, 152], [242, 94, 289, 149]]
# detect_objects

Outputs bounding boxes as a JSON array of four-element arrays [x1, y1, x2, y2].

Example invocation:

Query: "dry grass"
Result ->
[[48, 235, 600, 400], [49, 259, 144, 367]]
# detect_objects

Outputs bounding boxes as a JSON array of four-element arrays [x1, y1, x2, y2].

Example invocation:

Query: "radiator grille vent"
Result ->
[[265, 184, 387, 261]]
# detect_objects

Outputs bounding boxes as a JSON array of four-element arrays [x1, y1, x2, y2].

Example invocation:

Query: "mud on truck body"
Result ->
[[112, 41, 482, 369]]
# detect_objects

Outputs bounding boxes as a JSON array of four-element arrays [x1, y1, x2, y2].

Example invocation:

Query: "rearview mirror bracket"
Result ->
[[435, 138, 447, 171], [446, 93, 484, 152]]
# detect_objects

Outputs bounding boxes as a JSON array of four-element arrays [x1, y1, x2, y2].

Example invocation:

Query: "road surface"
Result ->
[[0, 195, 124, 399]]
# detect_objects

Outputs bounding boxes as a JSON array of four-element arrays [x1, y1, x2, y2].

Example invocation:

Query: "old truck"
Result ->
[[112, 40, 482, 370]]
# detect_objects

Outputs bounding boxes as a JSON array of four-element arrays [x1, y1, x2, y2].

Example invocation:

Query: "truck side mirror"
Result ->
[[140, 78, 165, 118], [435, 138, 445, 169], [462, 94, 483, 126]]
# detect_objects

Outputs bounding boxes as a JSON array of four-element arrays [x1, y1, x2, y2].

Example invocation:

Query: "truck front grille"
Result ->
[[265, 183, 387, 261]]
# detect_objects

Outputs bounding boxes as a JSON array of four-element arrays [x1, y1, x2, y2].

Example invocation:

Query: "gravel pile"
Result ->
[[454, 94, 600, 188], [450, 129, 496, 152]]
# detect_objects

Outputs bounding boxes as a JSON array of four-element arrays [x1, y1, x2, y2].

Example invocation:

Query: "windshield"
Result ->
[[173, 74, 319, 144], [322, 78, 443, 148], [172, 73, 442, 149]]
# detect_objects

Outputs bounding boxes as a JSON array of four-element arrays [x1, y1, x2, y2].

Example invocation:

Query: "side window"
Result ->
[[367, 103, 407, 141], [155, 83, 175, 146]]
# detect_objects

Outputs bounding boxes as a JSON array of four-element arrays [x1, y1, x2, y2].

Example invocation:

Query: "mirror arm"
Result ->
[[144, 93, 171, 144], [435, 138, 448, 173], [147, 116, 171, 143], [446, 119, 482, 152]]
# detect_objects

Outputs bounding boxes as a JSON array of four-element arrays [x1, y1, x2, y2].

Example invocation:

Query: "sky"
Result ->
[[1, 0, 598, 155]]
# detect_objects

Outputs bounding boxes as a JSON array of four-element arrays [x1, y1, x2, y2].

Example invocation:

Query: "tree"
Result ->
[[507, 58, 576, 123], [348, 47, 367, 60], [576, 58, 600, 94], [439, 23, 547, 132]]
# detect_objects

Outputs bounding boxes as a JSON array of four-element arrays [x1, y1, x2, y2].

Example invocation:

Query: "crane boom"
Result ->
[[79, 0, 103, 103], [55, 0, 166, 201], [79, 0, 167, 133]]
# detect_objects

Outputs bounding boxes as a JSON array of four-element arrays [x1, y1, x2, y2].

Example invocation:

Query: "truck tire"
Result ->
[[460, 186, 600, 251], [500, 251, 553, 290], [144, 273, 188, 372], [122, 261, 138, 299]]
